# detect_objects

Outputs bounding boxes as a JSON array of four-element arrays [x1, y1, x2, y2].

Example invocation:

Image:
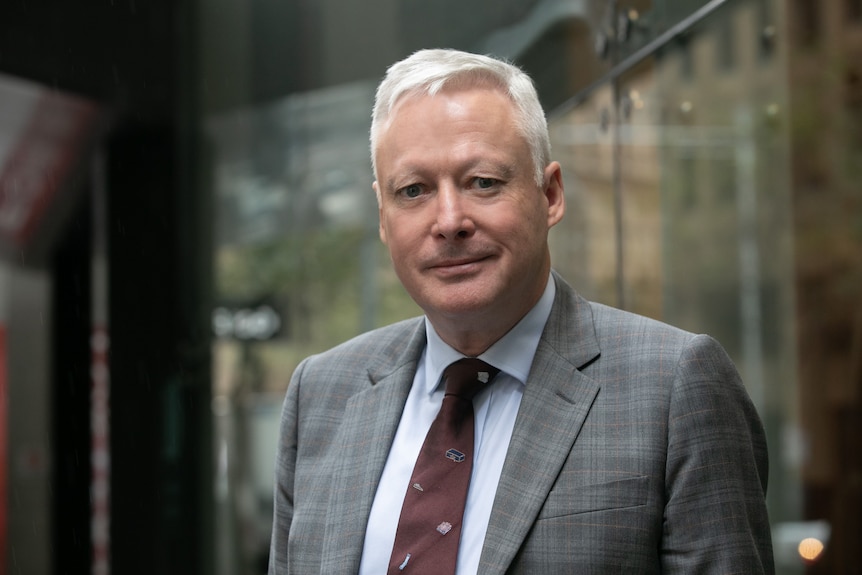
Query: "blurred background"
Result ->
[[0, 0, 859, 573]]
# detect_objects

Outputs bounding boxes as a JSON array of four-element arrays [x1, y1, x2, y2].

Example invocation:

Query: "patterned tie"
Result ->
[[387, 358, 500, 574]]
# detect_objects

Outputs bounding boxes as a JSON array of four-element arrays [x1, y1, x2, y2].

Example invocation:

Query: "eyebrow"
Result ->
[[383, 172, 417, 193], [485, 161, 516, 180], [383, 159, 518, 191]]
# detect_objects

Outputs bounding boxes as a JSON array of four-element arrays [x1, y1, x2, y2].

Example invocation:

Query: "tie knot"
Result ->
[[442, 358, 500, 401]]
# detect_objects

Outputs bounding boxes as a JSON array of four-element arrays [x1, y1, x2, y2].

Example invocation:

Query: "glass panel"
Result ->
[[616, 0, 719, 60], [614, 58, 668, 318], [549, 84, 621, 306], [207, 83, 421, 572]]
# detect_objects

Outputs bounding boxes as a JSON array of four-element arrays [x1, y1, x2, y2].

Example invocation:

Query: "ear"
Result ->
[[374, 181, 388, 244], [543, 161, 565, 228]]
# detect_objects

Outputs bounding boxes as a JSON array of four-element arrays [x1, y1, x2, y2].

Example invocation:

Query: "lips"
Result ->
[[426, 255, 491, 275], [432, 256, 484, 268]]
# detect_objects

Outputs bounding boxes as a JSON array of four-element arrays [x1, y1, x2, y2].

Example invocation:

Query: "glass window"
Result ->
[[549, 84, 621, 306], [208, 81, 419, 572]]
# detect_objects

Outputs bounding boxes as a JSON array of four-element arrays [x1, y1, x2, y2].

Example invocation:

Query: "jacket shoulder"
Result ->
[[587, 301, 694, 343]]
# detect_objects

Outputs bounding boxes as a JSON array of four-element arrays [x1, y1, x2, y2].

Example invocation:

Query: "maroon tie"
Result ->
[[387, 358, 500, 574]]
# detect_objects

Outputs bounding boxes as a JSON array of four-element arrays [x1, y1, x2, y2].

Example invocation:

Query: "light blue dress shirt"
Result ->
[[359, 276, 556, 575]]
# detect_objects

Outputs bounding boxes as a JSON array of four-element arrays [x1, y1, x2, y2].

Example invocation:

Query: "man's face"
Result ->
[[374, 86, 565, 337]]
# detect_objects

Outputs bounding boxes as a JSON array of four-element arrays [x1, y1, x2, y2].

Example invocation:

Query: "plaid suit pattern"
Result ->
[[269, 272, 773, 574]]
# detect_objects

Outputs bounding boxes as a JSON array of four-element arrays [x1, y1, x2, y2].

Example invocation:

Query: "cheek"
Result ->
[[519, 199, 550, 235], [386, 210, 425, 239], [495, 204, 541, 239], [382, 221, 421, 262], [385, 221, 411, 245]]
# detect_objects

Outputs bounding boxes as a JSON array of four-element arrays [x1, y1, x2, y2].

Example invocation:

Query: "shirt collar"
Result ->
[[423, 274, 556, 394]]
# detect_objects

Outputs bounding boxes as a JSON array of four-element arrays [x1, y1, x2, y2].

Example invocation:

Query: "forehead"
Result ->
[[378, 85, 520, 150], [386, 88, 516, 147]]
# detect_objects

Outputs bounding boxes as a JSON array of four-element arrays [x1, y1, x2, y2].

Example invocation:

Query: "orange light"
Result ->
[[798, 537, 824, 563]]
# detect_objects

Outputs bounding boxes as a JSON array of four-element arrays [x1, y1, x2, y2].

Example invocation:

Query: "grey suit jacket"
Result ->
[[269, 272, 774, 574]]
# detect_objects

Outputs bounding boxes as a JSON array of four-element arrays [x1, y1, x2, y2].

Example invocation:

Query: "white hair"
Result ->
[[370, 48, 551, 187]]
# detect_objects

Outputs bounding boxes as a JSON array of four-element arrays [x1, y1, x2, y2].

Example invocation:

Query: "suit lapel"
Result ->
[[319, 321, 426, 574], [479, 274, 602, 575]]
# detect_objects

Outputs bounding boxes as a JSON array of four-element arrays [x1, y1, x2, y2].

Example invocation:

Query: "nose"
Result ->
[[432, 184, 475, 240]]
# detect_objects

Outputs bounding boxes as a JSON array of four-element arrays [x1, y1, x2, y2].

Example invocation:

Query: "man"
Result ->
[[269, 48, 773, 574]]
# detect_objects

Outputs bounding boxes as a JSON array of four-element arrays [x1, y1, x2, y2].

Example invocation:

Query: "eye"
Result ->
[[474, 177, 498, 189], [399, 184, 423, 199]]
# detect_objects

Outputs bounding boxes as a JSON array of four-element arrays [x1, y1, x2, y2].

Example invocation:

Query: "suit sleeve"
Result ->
[[268, 358, 306, 575], [661, 334, 774, 573]]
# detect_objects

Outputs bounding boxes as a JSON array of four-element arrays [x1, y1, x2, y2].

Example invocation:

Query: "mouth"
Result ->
[[427, 255, 491, 276]]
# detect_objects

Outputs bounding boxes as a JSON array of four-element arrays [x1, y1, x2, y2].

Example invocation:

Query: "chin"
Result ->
[[421, 292, 500, 320], [408, 274, 511, 316]]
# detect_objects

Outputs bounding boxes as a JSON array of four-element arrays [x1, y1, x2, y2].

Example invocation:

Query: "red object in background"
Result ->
[[0, 89, 100, 249]]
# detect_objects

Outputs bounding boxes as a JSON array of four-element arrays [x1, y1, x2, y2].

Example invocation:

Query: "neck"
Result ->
[[433, 320, 517, 357]]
